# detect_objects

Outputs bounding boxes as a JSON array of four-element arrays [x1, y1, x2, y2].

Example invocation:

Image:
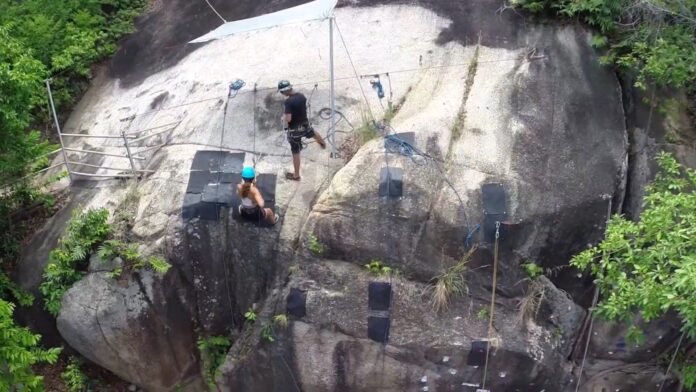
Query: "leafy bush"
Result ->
[[61, 357, 89, 392], [244, 309, 257, 323], [477, 307, 490, 321], [0, 0, 147, 187], [273, 314, 289, 328], [364, 259, 392, 276], [571, 152, 696, 337], [98, 239, 171, 275], [512, 0, 696, 90], [0, 298, 62, 391], [306, 234, 325, 255], [260, 324, 275, 342], [522, 262, 544, 279], [197, 335, 232, 389], [40, 208, 110, 316]]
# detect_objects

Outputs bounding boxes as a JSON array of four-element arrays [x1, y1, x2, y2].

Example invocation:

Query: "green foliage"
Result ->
[[307, 233, 325, 255], [273, 314, 289, 328], [625, 325, 645, 346], [571, 152, 696, 337], [364, 259, 393, 276], [197, 335, 232, 390], [0, 183, 57, 280], [260, 324, 275, 342], [244, 309, 257, 323], [0, 298, 62, 391], [681, 362, 696, 390], [0, 27, 53, 181], [107, 267, 122, 279], [61, 357, 89, 392], [98, 239, 171, 275], [0, 272, 35, 306], [148, 256, 172, 274], [0, 0, 146, 186], [522, 262, 544, 279], [40, 208, 110, 316], [512, 0, 696, 90], [477, 307, 490, 321]]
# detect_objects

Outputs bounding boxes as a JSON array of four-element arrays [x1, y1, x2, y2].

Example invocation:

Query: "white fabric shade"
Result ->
[[189, 0, 337, 43]]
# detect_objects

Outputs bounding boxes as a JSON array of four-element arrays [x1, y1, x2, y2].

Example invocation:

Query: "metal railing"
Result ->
[[45, 79, 176, 184]]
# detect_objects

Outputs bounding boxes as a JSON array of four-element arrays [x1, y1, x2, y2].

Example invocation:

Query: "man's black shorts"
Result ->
[[287, 123, 315, 154]]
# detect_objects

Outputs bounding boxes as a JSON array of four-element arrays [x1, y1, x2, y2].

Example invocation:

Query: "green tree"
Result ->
[[512, 0, 696, 90], [0, 298, 62, 391], [572, 152, 696, 335], [0, 26, 51, 181], [40, 208, 111, 316]]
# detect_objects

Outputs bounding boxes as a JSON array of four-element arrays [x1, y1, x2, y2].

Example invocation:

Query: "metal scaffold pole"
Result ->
[[121, 131, 138, 179], [45, 79, 74, 184], [329, 15, 337, 158]]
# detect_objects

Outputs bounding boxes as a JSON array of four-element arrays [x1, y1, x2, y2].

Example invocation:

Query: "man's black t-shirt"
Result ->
[[284, 93, 308, 129]]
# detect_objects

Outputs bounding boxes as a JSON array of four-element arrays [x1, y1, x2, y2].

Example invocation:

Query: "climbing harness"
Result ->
[[228, 79, 246, 98], [481, 221, 501, 389]]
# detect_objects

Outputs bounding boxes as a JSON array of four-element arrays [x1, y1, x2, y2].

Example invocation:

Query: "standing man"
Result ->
[[278, 80, 326, 181]]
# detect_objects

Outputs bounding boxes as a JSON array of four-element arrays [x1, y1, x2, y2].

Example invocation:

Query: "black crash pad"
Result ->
[[467, 340, 489, 366], [190, 150, 224, 171], [219, 172, 241, 184], [379, 167, 403, 197], [182, 193, 220, 221], [190, 151, 244, 172], [481, 183, 506, 215], [368, 316, 390, 343], [219, 152, 245, 173], [287, 288, 306, 318], [482, 183, 507, 243], [186, 171, 216, 194], [368, 282, 392, 311], [201, 183, 235, 206]]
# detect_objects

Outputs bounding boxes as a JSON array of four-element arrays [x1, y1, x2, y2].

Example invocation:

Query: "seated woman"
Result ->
[[237, 166, 278, 225]]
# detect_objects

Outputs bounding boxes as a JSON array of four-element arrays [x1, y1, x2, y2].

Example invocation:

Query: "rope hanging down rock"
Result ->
[[481, 221, 500, 389]]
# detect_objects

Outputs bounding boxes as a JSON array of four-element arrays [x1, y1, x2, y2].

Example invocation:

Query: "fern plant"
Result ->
[[273, 314, 288, 328], [197, 335, 232, 390], [244, 309, 257, 323], [40, 208, 110, 316], [260, 324, 275, 342], [307, 234, 325, 255], [98, 240, 171, 276], [61, 357, 88, 392], [364, 260, 392, 276], [0, 299, 61, 391]]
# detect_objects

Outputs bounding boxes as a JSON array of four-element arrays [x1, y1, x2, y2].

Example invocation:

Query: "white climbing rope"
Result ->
[[201, 0, 226, 23]]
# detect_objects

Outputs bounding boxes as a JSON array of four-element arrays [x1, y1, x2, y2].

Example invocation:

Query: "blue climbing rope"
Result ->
[[380, 124, 477, 247]]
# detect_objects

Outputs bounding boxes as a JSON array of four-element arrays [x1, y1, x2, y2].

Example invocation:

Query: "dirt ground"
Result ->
[[35, 357, 131, 392]]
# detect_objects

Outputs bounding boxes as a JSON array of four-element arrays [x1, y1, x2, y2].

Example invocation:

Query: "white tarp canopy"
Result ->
[[189, 0, 338, 43]]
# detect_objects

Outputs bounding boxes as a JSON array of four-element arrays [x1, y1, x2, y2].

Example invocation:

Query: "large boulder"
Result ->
[[304, 25, 627, 299], [221, 260, 585, 391], [57, 269, 204, 391]]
